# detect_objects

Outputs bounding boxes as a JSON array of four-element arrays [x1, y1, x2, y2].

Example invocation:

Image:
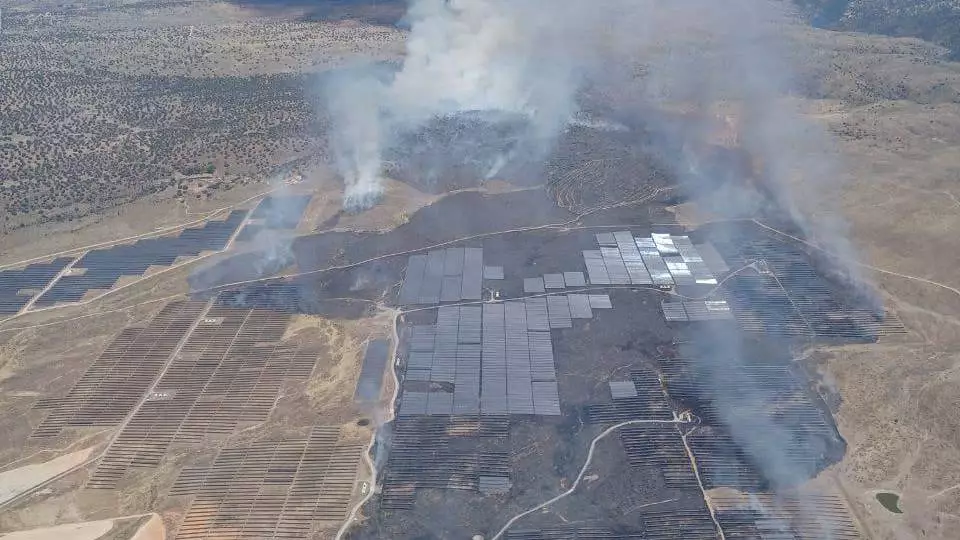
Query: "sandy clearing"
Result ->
[[0, 518, 114, 540], [0, 446, 96, 506], [129, 514, 166, 540]]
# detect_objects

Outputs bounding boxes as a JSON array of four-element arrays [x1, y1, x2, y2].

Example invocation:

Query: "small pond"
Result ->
[[876, 492, 903, 514]]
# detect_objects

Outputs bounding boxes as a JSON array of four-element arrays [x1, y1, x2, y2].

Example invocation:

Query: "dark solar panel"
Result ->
[[248, 194, 312, 229], [355, 339, 390, 402], [33, 211, 247, 307], [0, 257, 73, 314]]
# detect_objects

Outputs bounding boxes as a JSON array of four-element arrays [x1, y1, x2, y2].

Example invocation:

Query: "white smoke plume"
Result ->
[[327, 0, 608, 211]]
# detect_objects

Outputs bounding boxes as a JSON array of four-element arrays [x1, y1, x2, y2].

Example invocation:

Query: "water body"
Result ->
[[876, 492, 903, 514]]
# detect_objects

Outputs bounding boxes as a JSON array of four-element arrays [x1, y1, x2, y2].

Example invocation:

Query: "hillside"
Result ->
[[795, 0, 960, 59]]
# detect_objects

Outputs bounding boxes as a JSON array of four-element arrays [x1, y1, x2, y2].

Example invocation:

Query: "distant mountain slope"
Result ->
[[795, 0, 960, 59]]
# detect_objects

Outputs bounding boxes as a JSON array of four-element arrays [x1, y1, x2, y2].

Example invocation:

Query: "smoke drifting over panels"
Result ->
[[321, 2, 872, 533]]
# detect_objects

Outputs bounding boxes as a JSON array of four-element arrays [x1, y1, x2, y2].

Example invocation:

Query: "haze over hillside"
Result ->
[[795, 0, 960, 59]]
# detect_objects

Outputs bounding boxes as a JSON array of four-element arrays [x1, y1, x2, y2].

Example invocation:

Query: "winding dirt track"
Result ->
[[489, 418, 690, 540]]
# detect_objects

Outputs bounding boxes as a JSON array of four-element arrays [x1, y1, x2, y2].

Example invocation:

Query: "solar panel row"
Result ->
[[34, 211, 247, 306], [170, 426, 361, 538], [712, 493, 861, 540], [381, 416, 510, 509], [543, 273, 565, 289], [715, 234, 904, 340], [400, 299, 564, 416], [673, 236, 718, 285], [581, 231, 722, 289], [505, 302, 534, 415], [0, 257, 73, 315], [248, 194, 312, 228], [546, 295, 572, 329], [583, 250, 610, 285], [523, 276, 545, 293], [87, 306, 318, 488], [616, 230, 653, 285], [695, 242, 730, 274], [32, 301, 208, 438], [619, 424, 701, 491], [397, 247, 484, 305], [562, 271, 586, 287], [355, 339, 390, 403], [524, 297, 550, 331], [483, 265, 505, 280], [567, 294, 593, 319]]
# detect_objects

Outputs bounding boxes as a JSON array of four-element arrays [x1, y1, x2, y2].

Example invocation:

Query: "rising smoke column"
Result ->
[[326, 0, 604, 211], [327, 66, 388, 210]]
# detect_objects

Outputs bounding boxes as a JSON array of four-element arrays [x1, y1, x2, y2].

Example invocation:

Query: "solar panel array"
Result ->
[[354, 339, 390, 403], [478, 475, 512, 494], [586, 369, 674, 423], [169, 426, 362, 539], [660, 352, 841, 490], [397, 290, 613, 418], [32, 301, 208, 438], [682, 300, 735, 321], [661, 300, 735, 322], [86, 307, 319, 489], [712, 231, 905, 341], [619, 424, 700, 490], [563, 271, 587, 286], [522, 272, 588, 294], [695, 242, 730, 275], [546, 295, 572, 328], [543, 273, 565, 289], [615, 427, 856, 538], [397, 247, 484, 305], [508, 527, 643, 539], [664, 355, 836, 431], [33, 211, 247, 306], [588, 294, 613, 309], [0, 257, 73, 315], [381, 416, 510, 510], [523, 277, 545, 294], [567, 294, 593, 318], [575, 350, 863, 537], [637, 510, 721, 540], [686, 428, 768, 490], [609, 380, 638, 399], [480, 303, 509, 414], [712, 492, 862, 539], [673, 237, 719, 285], [638, 237, 674, 287], [583, 231, 722, 288], [236, 194, 312, 241], [484, 266, 505, 280], [399, 302, 562, 416], [662, 301, 689, 322]]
